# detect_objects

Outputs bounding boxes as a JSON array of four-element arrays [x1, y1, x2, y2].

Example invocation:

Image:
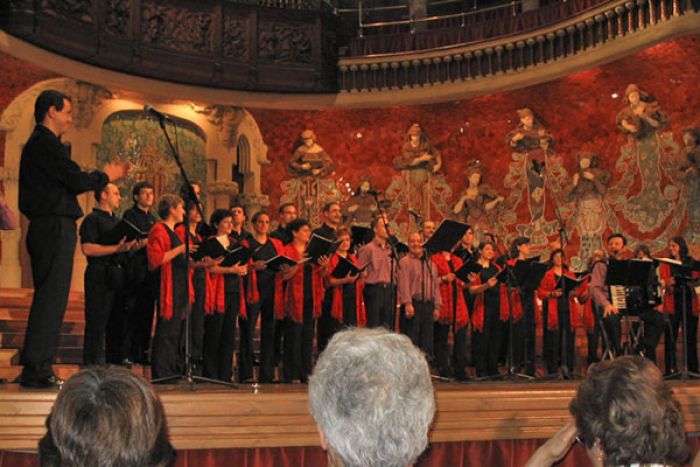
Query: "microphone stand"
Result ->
[[663, 263, 700, 381], [542, 165, 578, 380], [149, 114, 236, 389], [503, 252, 534, 381], [371, 192, 399, 332]]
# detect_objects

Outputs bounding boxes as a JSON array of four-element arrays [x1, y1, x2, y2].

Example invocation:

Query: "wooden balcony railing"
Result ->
[[338, 0, 699, 93]]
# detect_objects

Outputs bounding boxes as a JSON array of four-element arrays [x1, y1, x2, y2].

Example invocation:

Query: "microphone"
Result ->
[[408, 209, 422, 222], [143, 104, 170, 121]]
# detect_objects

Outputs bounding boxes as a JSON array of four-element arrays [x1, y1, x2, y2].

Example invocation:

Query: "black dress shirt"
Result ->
[[19, 125, 108, 220], [79, 208, 124, 266]]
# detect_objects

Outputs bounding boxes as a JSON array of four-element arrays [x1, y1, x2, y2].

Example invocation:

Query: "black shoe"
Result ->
[[121, 358, 134, 369], [20, 375, 64, 389]]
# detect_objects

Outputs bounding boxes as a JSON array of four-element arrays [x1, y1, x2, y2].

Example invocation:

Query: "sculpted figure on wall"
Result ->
[[283, 129, 337, 225], [502, 107, 563, 245], [394, 123, 442, 173], [287, 129, 334, 179], [677, 128, 700, 243], [453, 160, 504, 230], [563, 152, 611, 266], [608, 84, 677, 234], [505, 107, 553, 154], [616, 84, 668, 140], [389, 123, 448, 227], [343, 176, 379, 227]]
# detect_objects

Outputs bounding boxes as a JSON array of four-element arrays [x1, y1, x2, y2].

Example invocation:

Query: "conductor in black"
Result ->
[[18, 90, 128, 389]]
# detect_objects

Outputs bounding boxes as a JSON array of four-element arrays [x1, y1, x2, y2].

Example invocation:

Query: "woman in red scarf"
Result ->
[[146, 194, 192, 380], [431, 248, 469, 381], [468, 241, 504, 378], [319, 227, 366, 354], [280, 218, 327, 383], [174, 200, 218, 375], [238, 210, 285, 383], [203, 208, 248, 383], [537, 249, 578, 377]]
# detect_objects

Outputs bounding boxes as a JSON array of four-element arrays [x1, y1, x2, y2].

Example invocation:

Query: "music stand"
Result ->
[[516, 259, 549, 378], [500, 258, 543, 381], [656, 257, 700, 381]]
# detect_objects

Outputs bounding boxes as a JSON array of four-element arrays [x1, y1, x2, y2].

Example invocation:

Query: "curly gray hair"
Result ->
[[308, 328, 435, 467]]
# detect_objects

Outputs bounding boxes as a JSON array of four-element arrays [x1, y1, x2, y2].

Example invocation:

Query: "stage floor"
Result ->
[[2, 378, 700, 451]]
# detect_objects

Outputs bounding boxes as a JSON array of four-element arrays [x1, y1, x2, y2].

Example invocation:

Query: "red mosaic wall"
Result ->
[[250, 35, 700, 256]]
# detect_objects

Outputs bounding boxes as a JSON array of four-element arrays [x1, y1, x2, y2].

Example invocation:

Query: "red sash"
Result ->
[[325, 254, 367, 327], [431, 253, 469, 331]]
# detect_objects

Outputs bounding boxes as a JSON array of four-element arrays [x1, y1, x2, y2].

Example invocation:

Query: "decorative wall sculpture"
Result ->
[[250, 36, 700, 261], [280, 129, 340, 225]]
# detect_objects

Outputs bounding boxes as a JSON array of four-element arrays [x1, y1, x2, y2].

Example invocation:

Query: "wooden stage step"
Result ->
[[0, 380, 699, 451], [0, 288, 88, 375]]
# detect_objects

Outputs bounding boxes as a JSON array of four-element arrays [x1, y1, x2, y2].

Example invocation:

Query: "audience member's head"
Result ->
[[570, 356, 688, 467], [309, 328, 435, 467], [39, 367, 174, 467]]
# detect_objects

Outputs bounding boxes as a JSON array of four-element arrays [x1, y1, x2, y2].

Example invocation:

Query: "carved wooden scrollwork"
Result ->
[[41, 0, 93, 22], [141, 3, 214, 55], [258, 21, 312, 64], [105, 0, 129, 36], [223, 16, 249, 60]]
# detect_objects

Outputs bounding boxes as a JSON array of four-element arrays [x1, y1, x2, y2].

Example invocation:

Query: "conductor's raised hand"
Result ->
[[102, 159, 131, 182]]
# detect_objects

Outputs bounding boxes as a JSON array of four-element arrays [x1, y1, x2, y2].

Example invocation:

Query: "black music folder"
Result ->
[[391, 239, 409, 256], [105, 218, 148, 244], [330, 257, 367, 279], [555, 273, 588, 294], [520, 261, 550, 291], [191, 236, 229, 262], [454, 259, 483, 283], [308, 233, 338, 262], [265, 255, 309, 273], [423, 220, 470, 253], [219, 245, 254, 268], [607, 259, 653, 288], [351, 225, 374, 248]]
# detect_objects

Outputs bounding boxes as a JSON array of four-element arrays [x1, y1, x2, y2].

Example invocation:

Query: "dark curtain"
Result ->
[[4, 437, 699, 466]]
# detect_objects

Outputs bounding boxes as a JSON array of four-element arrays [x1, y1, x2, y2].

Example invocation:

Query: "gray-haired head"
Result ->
[[309, 328, 435, 467]]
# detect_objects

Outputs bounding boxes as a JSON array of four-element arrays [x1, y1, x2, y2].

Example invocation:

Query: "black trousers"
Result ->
[[21, 216, 76, 381], [586, 304, 603, 364], [520, 290, 536, 374], [83, 263, 124, 366], [151, 306, 186, 380], [190, 270, 206, 364], [636, 309, 665, 363], [542, 303, 575, 374], [282, 306, 315, 383], [665, 301, 698, 373], [472, 307, 503, 377], [364, 284, 395, 330], [317, 293, 337, 356], [603, 313, 622, 356], [238, 285, 277, 383], [399, 300, 435, 359], [203, 292, 239, 383], [123, 271, 157, 364], [434, 322, 467, 378]]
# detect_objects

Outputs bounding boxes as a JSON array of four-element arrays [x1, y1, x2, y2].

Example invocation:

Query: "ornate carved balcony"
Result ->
[[0, 0, 698, 107], [0, 0, 338, 93]]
